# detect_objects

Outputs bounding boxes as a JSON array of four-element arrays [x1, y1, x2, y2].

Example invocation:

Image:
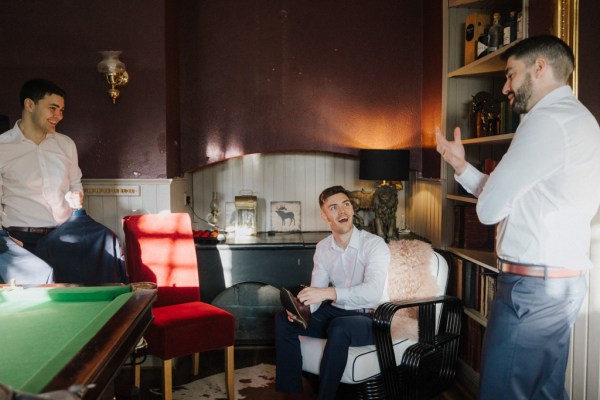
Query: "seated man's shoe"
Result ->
[[280, 285, 311, 330]]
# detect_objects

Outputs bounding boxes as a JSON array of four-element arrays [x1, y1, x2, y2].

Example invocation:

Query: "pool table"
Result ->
[[0, 285, 156, 399]]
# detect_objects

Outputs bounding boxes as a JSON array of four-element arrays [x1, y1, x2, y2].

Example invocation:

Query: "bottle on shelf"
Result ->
[[517, 11, 524, 40], [503, 11, 517, 46], [488, 12, 503, 53], [476, 28, 490, 59]]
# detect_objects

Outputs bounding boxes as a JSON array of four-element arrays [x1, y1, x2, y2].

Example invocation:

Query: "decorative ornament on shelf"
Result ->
[[97, 51, 129, 104], [471, 91, 500, 137], [207, 191, 220, 226]]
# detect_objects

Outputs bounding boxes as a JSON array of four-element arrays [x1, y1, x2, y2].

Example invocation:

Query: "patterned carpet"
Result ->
[[172, 363, 316, 400]]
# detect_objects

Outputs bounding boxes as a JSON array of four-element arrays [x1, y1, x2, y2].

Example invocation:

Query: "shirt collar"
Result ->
[[529, 85, 573, 112], [14, 119, 55, 141], [330, 226, 360, 252]]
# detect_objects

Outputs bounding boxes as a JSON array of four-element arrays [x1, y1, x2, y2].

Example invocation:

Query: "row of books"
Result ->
[[449, 256, 498, 318], [452, 204, 495, 251], [460, 317, 485, 373]]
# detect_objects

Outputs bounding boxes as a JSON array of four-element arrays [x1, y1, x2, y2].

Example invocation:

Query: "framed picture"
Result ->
[[270, 201, 301, 232]]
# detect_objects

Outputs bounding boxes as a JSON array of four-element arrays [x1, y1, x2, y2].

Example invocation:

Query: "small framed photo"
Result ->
[[270, 201, 301, 232]]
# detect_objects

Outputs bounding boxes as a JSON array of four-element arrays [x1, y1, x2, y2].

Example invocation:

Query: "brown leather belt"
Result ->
[[499, 261, 584, 279], [6, 226, 55, 235]]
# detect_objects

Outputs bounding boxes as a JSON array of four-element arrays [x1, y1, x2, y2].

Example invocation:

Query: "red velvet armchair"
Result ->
[[122, 213, 235, 400]]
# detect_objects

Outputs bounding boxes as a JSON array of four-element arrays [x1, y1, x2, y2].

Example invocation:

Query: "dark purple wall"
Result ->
[[4, 2, 593, 180], [0, 0, 169, 179], [579, 0, 600, 121], [178, 0, 423, 172], [528, 0, 599, 120], [420, 1, 443, 179]]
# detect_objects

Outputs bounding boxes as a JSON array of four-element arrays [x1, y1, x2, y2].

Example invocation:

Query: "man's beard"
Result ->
[[511, 72, 533, 114]]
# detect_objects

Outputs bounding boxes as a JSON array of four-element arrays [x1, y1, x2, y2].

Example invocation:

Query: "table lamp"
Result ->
[[359, 149, 410, 241]]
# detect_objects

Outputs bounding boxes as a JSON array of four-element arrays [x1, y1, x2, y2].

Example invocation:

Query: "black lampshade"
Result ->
[[359, 149, 410, 181]]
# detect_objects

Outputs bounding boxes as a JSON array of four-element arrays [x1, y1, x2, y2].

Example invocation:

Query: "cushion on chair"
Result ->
[[388, 239, 438, 341], [123, 213, 202, 305], [145, 301, 235, 360], [300, 240, 446, 384]]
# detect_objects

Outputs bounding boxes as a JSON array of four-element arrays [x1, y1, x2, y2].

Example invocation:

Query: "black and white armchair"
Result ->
[[299, 241, 462, 399]]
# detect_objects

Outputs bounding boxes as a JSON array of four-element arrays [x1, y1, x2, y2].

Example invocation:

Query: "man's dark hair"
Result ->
[[19, 79, 66, 109], [501, 34, 574, 82], [319, 185, 350, 208]]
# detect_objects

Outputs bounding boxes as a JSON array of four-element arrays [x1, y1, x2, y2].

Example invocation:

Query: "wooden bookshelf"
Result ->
[[448, 41, 521, 78]]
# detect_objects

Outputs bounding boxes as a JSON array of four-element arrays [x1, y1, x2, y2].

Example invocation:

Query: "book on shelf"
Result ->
[[463, 261, 481, 310], [460, 317, 485, 373], [483, 272, 498, 318], [453, 204, 495, 250], [449, 256, 464, 300], [452, 256, 499, 319]]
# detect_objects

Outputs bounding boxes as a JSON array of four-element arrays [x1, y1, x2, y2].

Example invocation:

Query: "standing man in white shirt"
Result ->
[[437, 35, 600, 399], [0, 79, 83, 252], [275, 185, 390, 400]]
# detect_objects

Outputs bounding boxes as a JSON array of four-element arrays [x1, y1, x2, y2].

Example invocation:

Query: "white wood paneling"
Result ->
[[190, 152, 406, 233], [407, 177, 443, 248], [82, 178, 186, 241]]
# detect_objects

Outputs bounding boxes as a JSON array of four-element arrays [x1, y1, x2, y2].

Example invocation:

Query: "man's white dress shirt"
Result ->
[[0, 121, 83, 227], [457, 85, 600, 270], [311, 226, 391, 310]]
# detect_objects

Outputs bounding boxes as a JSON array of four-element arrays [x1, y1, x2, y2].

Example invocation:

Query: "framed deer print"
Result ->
[[270, 201, 301, 232]]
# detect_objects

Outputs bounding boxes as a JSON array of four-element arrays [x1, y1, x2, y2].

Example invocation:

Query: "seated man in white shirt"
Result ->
[[275, 185, 391, 400], [0, 79, 83, 252]]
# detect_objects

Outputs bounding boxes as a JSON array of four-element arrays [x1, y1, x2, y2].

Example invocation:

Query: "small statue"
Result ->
[[348, 189, 375, 229], [373, 184, 398, 242]]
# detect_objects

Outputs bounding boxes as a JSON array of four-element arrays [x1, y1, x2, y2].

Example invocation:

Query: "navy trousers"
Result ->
[[479, 273, 586, 400], [275, 302, 374, 400], [0, 230, 53, 284]]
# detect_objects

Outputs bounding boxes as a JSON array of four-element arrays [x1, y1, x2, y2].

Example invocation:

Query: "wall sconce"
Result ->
[[359, 149, 410, 241], [97, 51, 129, 104]]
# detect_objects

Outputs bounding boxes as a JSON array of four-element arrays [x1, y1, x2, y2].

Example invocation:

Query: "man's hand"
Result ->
[[297, 286, 336, 306], [436, 126, 467, 175], [65, 191, 83, 210]]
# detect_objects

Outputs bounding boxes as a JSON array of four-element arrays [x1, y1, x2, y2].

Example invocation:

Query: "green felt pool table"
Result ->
[[0, 284, 156, 399]]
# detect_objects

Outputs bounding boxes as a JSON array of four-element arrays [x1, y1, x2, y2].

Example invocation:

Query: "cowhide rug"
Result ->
[[172, 363, 315, 400]]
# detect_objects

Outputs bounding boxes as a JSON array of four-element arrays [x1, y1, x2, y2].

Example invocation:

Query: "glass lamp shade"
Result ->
[[97, 51, 126, 74], [359, 149, 410, 182]]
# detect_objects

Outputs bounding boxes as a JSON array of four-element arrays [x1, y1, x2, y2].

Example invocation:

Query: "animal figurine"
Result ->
[[275, 206, 295, 226], [373, 184, 398, 242]]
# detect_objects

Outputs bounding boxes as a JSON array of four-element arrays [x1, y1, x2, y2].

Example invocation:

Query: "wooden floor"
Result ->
[[115, 346, 476, 400]]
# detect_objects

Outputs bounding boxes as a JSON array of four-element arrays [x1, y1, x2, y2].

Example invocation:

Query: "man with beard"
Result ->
[[275, 185, 390, 400], [436, 35, 600, 399]]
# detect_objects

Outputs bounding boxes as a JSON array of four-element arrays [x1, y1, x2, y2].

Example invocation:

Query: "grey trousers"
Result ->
[[479, 273, 586, 400]]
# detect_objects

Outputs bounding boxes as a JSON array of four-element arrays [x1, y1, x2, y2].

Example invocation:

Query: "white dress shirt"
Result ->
[[0, 121, 83, 227], [311, 226, 390, 310], [457, 85, 600, 270]]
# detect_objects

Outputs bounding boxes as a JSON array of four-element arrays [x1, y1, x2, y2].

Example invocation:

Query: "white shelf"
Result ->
[[449, 247, 498, 271], [462, 133, 514, 145], [464, 307, 488, 327], [448, 40, 521, 78], [447, 194, 478, 204]]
